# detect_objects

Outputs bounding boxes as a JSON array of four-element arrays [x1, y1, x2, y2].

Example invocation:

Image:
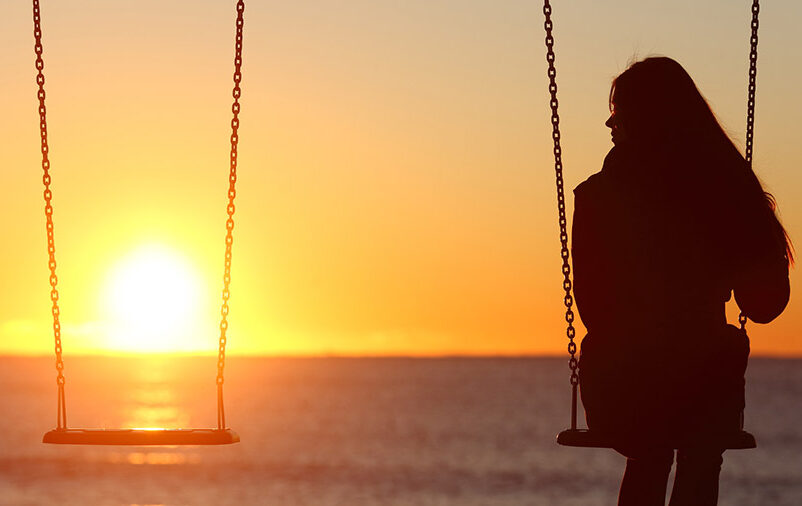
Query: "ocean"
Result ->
[[0, 356, 800, 505]]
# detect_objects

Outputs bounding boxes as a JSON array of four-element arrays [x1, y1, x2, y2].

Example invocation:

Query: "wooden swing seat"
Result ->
[[557, 428, 756, 450], [43, 428, 240, 446]]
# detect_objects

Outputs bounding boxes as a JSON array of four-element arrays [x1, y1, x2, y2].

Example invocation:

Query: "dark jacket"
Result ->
[[572, 146, 789, 448]]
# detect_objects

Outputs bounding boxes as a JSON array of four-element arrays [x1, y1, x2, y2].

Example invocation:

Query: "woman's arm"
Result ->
[[572, 177, 617, 333], [733, 242, 790, 324], [733, 211, 790, 324]]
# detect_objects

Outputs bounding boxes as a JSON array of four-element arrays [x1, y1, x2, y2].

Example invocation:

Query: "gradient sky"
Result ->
[[1, 0, 800, 356]]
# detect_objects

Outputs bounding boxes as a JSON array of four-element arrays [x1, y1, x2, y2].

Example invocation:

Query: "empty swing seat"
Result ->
[[43, 428, 240, 446], [557, 428, 756, 450], [32, 0, 245, 451]]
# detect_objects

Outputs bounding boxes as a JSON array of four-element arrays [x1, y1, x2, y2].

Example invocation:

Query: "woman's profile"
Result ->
[[572, 57, 792, 506]]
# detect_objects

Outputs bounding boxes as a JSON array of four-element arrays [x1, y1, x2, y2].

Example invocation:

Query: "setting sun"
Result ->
[[101, 244, 209, 353]]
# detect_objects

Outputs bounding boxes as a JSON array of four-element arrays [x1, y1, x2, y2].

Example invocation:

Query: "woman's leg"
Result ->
[[618, 448, 674, 506], [668, 448, 724, 506]]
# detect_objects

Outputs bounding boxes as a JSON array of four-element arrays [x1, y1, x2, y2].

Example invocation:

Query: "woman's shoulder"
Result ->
[[574, 172, 605, 200], [574, 148, 623, 199], [575, 145, 660, 201]]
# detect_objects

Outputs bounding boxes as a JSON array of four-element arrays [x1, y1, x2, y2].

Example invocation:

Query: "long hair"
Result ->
[[610, 56, 793, 264]]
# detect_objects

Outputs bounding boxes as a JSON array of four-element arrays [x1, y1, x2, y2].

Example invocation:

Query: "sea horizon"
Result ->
[[3, 356, 800, 505]]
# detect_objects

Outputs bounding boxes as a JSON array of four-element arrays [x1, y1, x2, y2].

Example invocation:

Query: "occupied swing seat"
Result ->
[[557, 428, 756, 450]]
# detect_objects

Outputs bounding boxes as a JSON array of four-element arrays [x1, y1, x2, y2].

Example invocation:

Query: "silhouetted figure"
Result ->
[[572, 57, 791, 506]]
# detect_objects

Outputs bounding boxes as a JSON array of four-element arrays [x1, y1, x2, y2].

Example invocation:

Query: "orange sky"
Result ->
[[1, 0, 800, 356]]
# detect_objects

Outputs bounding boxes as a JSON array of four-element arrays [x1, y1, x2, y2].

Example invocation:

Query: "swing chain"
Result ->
[[744, 0, 759, 168], [33, 0, 67, 430], [740, 0, 760, 331], [543, 2, 578, 395], [216, 0, 245, 430]]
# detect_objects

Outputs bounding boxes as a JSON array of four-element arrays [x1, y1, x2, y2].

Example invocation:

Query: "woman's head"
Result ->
[[608, 57, 719, 148], [608, 56, 793, 264]]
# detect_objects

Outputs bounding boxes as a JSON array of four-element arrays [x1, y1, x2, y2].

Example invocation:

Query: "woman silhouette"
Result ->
[[572, 57, 791, 506]]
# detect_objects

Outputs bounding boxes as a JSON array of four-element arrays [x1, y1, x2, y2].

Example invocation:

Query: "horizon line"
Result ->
[[2, 352, 800, 360]]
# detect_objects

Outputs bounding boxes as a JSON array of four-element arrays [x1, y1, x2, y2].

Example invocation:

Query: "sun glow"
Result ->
[[101, 245, 209, 353]]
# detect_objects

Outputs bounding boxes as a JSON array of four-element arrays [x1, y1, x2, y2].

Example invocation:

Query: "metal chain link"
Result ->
[[33, 0, 67, 430], [740, 0, 760, 332], [543, 0, 578, 429], [216, 0, 245, 430], [744, 0, 760, 168], [33, 0, 245, 431]]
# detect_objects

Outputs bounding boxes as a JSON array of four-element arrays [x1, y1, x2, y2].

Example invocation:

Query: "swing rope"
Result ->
[[33, 0, 66, 431], [740, 0, 760, 332], [217, 0, 245, 431], [542, 0, 578, 431], [34, 0, 245, 433], [744, 0, 760, 169]]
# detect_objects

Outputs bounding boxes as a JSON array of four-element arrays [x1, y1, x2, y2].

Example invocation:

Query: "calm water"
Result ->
[[0, 356, 800, 505]]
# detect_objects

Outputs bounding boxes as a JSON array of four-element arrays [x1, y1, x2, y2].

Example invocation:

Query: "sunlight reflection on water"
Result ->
[[106, 452, 200, 465], [126, 405, 189, 428], [122, 358, 192, 428]]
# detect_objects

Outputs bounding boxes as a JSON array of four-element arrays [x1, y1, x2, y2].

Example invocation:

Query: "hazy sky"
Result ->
[[1, 0, 800, 356]]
